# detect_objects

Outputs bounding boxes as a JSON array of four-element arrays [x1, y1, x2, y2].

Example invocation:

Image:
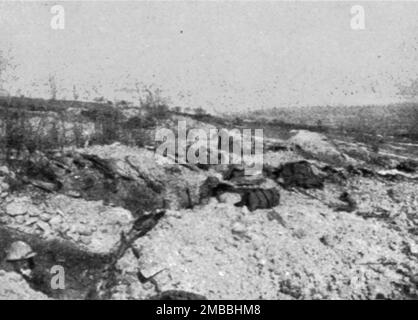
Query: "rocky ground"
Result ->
[[0, 126, 417, 300], [111, 178, 418, 300], [0, 270, 50, 300]]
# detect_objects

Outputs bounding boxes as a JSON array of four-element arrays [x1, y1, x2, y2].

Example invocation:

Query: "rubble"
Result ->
[[272, 161, 325, 189], [1, 126, 417, 300], [0, 270, 50, 300], [110, 192, 417, 299], [0, 177, 9, 196], [5, 197, 30, 216], [288, 130, 354, 166], [1, 194, 134, 254]]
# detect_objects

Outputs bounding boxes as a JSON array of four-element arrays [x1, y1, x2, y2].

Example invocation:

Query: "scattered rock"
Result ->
[[0, 165, 10, 176], [342, 145, 372, 162], [0, 271, 50, 300], [80, 236, 92, 245], [58, 222, 70, 234], [223, 166, 245, 181], [6, 198, 30, 216], [28, 207, 42, 217], [14, 215, 26, 225], [48, 216, 62, 228], [234, 188, 280, 211], [36, 220, 52, 234], [288, 130, 349, 166], [410, 274, 418, 285], [0, 215, 9, 224], [231, 222, 246, 236], [387, 188, 402, 203], [0, 178, 9, 194], [407, 241, 418, 257], [319, 235, 333, 246], [75, 224, 93, 236], [24, 217, 38, 226], [217, 192, 241, 204], [292, 228, 307, 239], [267, 210, 287, 227], [1, 118, 418, 300], [39, 213, 51, 222], [277, 161, 324, 189]]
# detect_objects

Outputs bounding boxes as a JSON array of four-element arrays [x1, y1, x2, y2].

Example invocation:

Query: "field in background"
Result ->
[[1, 95, 417, 165], [238, 103, 418, 161], [244, 103, 418, 139]]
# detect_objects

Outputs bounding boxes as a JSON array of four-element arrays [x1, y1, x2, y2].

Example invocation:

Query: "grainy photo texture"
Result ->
[[0, 0, 417, 302]]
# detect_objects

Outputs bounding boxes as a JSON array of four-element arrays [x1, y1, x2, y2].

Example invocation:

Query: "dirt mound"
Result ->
[[288, 130, 353, 166]]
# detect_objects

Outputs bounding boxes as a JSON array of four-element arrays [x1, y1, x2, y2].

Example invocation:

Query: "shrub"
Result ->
[[140, 89, 170, 120]]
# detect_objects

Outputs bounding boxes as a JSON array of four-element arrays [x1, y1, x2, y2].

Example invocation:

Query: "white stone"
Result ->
[[49, 216, 62, 228], [231, 222, 246, 235], [217, 192, 241, 205], [408, 242, 418, 256], [75, 224, 93, 236], [28, 207, 42, 217], [6, 202, 28, 216], [0, 166, 10, 175], [39, 213, 51, 222], [37, 220, 52, 234], [24, 217, 38, 226]]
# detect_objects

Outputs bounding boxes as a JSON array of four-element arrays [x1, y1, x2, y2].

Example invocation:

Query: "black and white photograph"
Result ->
[[0, 0, 417, 304]]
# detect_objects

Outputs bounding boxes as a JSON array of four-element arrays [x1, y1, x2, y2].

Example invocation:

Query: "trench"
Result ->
[[0, 150, 199, 299], [0, 226, 111, 299]]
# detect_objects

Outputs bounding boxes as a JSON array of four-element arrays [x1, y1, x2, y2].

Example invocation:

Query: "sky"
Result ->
[[1, 1, 418, 113]]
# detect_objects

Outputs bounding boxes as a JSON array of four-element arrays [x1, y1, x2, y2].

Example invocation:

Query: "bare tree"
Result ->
[[134, 81, 143, 107], [0, 50, 6, 90], [0, 50, 13, 98], [194, 107, 207, 116], [72, 85, 79, 101], [48, 75, 57, 100]]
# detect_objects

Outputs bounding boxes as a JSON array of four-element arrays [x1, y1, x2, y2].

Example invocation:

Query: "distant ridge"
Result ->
[[241, 103, 418, 139]]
